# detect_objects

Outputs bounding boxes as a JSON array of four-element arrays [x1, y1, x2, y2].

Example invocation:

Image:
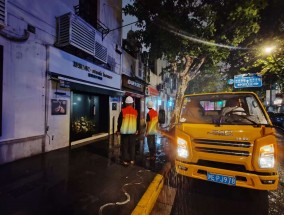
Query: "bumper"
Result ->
[[175, 160, 279, 190]]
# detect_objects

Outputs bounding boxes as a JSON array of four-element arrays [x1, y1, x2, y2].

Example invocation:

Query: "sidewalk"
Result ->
[[0, 134, 173, 215]]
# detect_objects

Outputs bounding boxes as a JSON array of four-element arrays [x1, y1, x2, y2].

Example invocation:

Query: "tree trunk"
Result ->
[[171, 56, 205, 124]]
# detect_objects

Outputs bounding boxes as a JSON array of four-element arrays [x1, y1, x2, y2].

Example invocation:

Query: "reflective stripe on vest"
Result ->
[[147, 109, 158, 135], [121, 106, 138, 134]]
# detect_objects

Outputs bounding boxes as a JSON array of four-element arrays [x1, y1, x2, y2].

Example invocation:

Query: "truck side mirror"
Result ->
[[158, 109, 166, 124]]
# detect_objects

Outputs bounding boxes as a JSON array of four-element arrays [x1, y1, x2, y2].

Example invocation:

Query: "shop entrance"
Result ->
[[70, 91, 109, 142]]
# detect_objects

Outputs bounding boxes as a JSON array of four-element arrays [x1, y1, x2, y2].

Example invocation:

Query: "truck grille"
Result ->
[[195, 147, 250, 156], [194, 139, 252, 157], [194, 139, 252, 148]]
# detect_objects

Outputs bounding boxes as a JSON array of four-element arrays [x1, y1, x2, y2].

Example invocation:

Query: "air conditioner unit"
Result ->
[[0, 0, 7, 28], [95, 41, 107, 63], [56, 13, 108, 63]]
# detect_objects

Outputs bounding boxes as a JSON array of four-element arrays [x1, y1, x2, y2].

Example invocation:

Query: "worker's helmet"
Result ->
[[147, 101, 154, 108], [125, 96, 134, 104]]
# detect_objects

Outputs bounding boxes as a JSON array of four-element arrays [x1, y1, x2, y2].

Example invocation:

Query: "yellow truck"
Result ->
[[175, 92, 279, 190]]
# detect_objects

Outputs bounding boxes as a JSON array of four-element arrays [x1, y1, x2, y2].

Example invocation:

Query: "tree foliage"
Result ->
[[124, 0, 267, 123], [227, 0, 284, 94], [124, 0, 266, 63], [186, 65, 229, 94]]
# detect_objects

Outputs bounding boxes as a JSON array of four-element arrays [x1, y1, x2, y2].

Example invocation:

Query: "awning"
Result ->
[[57, 76, 125, 97], [125, 91, 144, 98], [146, 86, 159, 96]]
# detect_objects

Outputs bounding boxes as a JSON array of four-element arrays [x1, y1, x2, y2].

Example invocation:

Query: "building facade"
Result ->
[[0, 0, 123, 164], [121, 35, 147, 133]]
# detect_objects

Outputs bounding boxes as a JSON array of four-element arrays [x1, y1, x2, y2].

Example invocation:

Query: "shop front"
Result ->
[[48, 46, 123, 147]]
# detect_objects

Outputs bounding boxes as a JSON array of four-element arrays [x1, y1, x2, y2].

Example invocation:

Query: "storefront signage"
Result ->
[[127, 79, 142, 88], [122, 75, 144, 93], [48, 46, 120, 89], [146, 86, 159, 96], [73, 61, 113, 81]]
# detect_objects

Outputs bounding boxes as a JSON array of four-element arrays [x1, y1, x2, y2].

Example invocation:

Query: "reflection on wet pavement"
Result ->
[[96, 134, 174, 174], [0, 134, 166, 215]]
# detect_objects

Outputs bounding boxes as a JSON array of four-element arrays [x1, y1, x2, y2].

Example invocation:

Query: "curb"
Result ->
[[131, 174, 164, 215]]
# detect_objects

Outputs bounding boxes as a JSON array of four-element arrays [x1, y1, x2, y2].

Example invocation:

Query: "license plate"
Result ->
[[207, 172, 236, 186]]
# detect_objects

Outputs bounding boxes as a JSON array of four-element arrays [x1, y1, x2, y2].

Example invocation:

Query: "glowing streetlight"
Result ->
[[262, 45, 276, 106], [263, 46, 275, 55]]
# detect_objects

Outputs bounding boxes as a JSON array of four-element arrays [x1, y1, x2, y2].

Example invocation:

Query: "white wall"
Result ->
[[45, 81, 71, 152], [96, 0, 123, 75], [1, 36, 46, 141], [7, 0, 78, 44], [0, 0, 123, 163], [122, 50, 136, 76], [0, 0, 77, 143]]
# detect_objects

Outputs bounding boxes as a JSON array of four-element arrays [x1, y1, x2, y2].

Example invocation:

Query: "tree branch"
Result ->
[[189, 57, 205, 79], [181, 55, 194, 77]]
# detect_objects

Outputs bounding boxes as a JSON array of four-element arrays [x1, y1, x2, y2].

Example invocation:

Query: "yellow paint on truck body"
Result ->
[[175, 92, 279, 190]]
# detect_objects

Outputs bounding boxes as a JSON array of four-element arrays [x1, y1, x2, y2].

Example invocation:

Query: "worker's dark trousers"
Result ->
[[120, 134, 136, 162]]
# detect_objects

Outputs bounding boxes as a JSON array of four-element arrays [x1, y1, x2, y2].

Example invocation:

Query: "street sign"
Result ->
[[234, 73, 262, 88]]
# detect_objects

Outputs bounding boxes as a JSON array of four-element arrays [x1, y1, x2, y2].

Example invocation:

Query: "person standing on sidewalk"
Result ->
[[145, 101, 158, 160], [116, 96, 138, 165]]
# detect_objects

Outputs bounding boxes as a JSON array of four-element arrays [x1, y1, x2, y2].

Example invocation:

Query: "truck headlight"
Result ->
[[259, 144, 275, 168], [177, 137, 189, 158]]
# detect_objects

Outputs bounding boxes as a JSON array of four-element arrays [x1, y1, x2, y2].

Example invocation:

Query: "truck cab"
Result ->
[[175, 92, 279, 190]]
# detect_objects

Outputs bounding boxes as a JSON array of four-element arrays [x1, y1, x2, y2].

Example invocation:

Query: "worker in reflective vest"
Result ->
[[117, 96, 138, 165], [145, 100, 158, 160]]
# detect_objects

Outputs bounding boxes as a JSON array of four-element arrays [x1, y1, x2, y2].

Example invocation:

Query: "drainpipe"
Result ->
[[43, 44, 50, 153], [112, 116, 115, 143]]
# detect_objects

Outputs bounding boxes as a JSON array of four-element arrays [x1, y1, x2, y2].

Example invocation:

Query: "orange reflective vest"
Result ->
[[120, 106, 138, 134], [147, 109, 158, 135]]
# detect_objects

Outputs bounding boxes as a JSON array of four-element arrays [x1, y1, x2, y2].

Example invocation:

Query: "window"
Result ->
[[76, 0, 98, 28], [179, 94, 269, 125]]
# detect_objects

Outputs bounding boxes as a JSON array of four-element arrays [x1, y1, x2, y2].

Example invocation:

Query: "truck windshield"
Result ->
[[179, 94, 269, 126]]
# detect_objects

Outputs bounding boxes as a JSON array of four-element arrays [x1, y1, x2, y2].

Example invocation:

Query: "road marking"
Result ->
[[132, 174, 164, 215]]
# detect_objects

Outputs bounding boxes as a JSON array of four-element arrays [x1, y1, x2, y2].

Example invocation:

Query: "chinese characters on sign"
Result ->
[[234, 74, 262, 88]]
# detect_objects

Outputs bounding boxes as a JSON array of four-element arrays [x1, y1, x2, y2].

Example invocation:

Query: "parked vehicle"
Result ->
[[267, 111, 284, 129], [175, 92, 279, 190]]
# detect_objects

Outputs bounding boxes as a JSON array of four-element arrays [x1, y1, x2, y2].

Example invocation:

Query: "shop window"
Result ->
[[71, 92, 99, 141], [70, 92, 109, 141]]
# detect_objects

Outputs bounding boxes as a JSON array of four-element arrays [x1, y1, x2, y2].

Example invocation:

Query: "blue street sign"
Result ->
[[234, 73, 262, 88]]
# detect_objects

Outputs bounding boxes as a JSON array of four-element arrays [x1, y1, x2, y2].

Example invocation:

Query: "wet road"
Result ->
[[0, 130, 283, 215], [0, 136, 160, 215], [166, 128, 284, 215]]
